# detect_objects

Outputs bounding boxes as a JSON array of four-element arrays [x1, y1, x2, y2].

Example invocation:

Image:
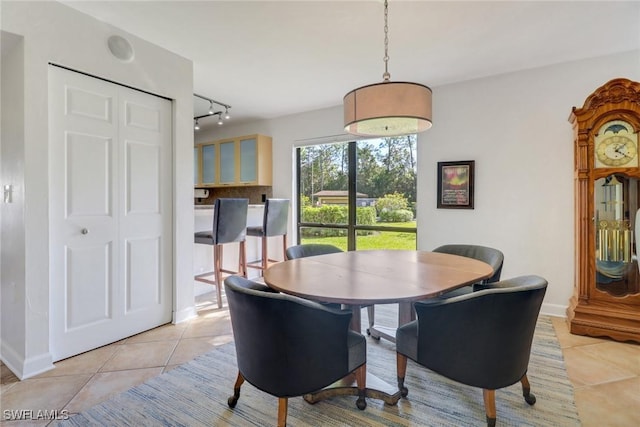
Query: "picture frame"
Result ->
[[437, 160, 475, 209]]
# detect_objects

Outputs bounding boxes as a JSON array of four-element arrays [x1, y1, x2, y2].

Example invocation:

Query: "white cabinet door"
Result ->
[[49, 66, 172, 361]]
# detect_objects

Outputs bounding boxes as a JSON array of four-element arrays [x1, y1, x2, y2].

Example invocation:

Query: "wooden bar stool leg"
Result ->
[[282, 234, 287, 261], [239, 241, 247, 278], [214, 244, 223, 309], [261, 236, 268, 273]]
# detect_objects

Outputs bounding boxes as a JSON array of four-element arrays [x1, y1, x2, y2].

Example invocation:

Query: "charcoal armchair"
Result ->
[[396, 275, 548, 427], [285, 243, 343, 260], [225, 275, 367, 426], [432, 244, 504, 297]]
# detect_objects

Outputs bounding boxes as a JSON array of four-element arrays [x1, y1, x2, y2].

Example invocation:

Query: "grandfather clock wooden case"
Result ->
[[568, 78, 640, 343]]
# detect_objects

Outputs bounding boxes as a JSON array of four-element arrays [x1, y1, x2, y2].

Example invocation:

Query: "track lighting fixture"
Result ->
[[193, 93, 232, 131]]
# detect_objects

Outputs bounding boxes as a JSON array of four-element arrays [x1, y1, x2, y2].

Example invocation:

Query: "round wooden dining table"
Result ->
[[263, 249, 493, 405]]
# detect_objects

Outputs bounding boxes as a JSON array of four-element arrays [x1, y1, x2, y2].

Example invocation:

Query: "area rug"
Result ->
[[55, 316, 580, 426]]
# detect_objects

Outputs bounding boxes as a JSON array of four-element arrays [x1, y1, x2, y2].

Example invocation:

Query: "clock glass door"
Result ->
[[595, 174, 640, 296]]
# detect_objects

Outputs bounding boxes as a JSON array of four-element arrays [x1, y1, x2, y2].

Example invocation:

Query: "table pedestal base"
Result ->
[[303, 372, 401, 406], [367, 324, 397, 343], [365, 301, 415, 344]]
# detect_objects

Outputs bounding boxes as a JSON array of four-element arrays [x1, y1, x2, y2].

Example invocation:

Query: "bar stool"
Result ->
[[194, 198, 249, 308], [246, 199, 289, 275]]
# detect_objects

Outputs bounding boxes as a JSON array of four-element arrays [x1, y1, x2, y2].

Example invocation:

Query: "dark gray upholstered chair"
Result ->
[[396, 275, 548, 427], [432, 244, 504, 297], [247, 198, 290, 275], [194, 198, 248, 308], [224, 275, 367, 426], [285, 243, 343, 260]]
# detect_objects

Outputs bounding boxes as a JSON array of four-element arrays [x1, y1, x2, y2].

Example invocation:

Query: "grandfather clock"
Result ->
[[568, 78, 640, 342]]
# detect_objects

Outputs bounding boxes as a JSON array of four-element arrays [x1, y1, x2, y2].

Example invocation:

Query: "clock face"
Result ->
[[596, 135, 637, 167], [594, 120, 639, 168]]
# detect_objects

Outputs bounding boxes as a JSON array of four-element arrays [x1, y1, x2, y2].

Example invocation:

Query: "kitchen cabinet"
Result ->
[[194, 143, 217, 186], [195, 134, 272, 187]]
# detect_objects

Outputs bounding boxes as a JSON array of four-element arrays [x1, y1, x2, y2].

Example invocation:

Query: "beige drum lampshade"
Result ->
[[344, 81, 432, 137]]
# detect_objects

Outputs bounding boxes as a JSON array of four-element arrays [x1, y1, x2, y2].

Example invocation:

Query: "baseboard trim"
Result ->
[[173, 305, 197, 324], [1, 342, 54, 380], [541, 302, 567, 318]]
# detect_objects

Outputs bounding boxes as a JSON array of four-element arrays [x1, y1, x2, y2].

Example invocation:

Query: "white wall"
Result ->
[[1, 30, 26, 369], [196, 50, 640, 317], [0, 1, 195, 379]]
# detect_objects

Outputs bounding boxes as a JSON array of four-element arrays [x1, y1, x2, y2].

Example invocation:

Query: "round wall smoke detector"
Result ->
[[107, 35, 134, 62]]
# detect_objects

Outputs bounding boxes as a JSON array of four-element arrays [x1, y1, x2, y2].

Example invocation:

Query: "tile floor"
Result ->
[[1, 292, 639, 426]]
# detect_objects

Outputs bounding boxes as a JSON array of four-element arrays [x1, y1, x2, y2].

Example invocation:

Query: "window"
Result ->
[[295, 136, 417, 251]]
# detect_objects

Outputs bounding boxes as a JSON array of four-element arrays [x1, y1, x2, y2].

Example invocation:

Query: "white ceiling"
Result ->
[[62, 0, 640, 127]]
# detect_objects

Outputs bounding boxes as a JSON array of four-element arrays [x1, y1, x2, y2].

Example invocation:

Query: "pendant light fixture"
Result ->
[[343, 0, 432, 137]]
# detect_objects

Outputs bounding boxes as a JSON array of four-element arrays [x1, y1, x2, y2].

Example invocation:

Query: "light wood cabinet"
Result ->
[[194, 134, 272, 187], [568, 78, 640, 343]]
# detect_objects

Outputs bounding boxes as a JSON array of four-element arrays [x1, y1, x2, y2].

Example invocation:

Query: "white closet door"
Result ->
[[49, 66, 172, 361]]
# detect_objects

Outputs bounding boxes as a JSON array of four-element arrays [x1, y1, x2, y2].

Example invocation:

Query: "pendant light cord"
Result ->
[[383, 0, 390, 82]]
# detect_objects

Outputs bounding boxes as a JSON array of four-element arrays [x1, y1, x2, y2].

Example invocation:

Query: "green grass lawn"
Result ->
[[301, 221, 416, 251]]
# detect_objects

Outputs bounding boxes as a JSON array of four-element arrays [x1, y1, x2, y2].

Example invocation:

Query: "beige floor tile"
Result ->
[[189, 308, 232, 323], [194, 294, 223, 310], [167, 335, 233, 365], [551, 316, 606, 348], [574, 377, 640, 427], [0, 375, 91, 414], [64, 367, 163, 413], [1, 364, 20, 396], [182, 317, 233, 339], [124, 323, 187, 344], [563, 346, 637, 387], [573, 341, 640, 375], [1, 363, 19, 385], [99, 341, 178, 372], [0, 382, 16, 397], [35, 344, 119, 378]]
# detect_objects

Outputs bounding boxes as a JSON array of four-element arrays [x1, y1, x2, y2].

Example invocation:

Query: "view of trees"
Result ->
[[298, 135, 417, 207]]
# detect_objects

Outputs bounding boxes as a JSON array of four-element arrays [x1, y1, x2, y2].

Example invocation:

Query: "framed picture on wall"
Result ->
[[437, 160, 475, 209]]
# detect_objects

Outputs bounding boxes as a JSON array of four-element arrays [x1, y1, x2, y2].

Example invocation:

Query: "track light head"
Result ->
[[193, 94, 231, 127]]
